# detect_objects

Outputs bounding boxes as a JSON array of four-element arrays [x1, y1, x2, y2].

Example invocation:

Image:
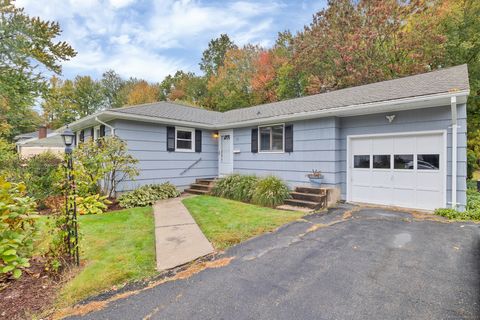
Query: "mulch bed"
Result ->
[[106, 198, 122, 212], [0, 258, 71, 320]]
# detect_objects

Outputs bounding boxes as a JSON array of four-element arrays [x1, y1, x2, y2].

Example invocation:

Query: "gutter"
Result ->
[[95, 117, 116, 136], [450, 96, 458, 209]]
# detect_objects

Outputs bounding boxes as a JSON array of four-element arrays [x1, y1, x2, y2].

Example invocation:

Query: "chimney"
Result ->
[[38, 125, 47, 139]]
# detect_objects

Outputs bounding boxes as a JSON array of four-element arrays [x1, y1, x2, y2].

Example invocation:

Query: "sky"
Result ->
[[17, 0, 326, 83]]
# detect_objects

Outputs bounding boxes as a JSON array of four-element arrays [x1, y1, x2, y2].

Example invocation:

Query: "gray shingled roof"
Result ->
[[109, 64, 469, 125]]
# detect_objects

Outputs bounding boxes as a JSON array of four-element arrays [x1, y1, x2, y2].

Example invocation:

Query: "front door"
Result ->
[[218, 130, 233, 176]]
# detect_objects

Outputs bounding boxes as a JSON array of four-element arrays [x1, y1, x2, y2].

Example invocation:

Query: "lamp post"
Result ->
[[61, 127, 79, 266]]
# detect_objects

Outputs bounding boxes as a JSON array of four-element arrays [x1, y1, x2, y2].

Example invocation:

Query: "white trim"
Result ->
[[346, 130, 447, 209], [258, 123, 285, 153], [175, 126, 195, 152], [451, 96, 458, 208], [93, 125, 101, 141], [218, 129, 234, 176], [95, 117, 115, 136]]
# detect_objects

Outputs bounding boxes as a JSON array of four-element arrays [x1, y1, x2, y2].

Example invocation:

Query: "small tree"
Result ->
[[74, 136, 139, 198]]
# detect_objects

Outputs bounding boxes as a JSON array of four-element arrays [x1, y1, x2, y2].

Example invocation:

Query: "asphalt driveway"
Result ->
[[69, 205, 480, 320]]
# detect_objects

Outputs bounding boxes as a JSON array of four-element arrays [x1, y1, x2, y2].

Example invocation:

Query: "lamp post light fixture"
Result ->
[[61, 127, 79, 266]]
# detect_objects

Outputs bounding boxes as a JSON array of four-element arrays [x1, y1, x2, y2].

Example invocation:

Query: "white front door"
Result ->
[[218, 130, 233, 176], [348, 131, 446, 211]]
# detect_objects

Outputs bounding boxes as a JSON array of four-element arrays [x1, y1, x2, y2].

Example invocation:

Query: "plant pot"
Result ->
[[308, 176, 323, 186]]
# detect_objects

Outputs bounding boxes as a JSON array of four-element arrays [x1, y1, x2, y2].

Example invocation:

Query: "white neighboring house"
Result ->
[[15, 126, 64, 158]]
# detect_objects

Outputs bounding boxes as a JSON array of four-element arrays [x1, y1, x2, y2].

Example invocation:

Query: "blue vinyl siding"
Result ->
[[80, 120, 218, 192]]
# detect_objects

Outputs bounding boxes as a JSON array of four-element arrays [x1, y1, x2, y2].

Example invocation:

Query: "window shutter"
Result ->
[[167, 126, 175, 151], [251, 128, 258, 153], [195, 130, 202, 153], [90, 127, 94, 139], [100, 125, 106, 137], [285, 124, 293, 152], [80, 130, 85, 142]]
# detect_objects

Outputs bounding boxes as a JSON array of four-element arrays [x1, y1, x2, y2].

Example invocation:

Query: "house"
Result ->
[[65, 65, 469, 211], [15, 126, 64, 158]]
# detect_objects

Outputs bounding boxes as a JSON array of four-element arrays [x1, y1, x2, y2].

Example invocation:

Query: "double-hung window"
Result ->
[[259, 124, 284, 152], [176, 127, 195, 152]]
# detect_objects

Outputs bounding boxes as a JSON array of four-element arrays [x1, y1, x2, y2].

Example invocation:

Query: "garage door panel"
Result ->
[[372, 138, 393, 154], [416, 190, 443, 210], [351, 170, 371, 186], [370, 170, 391, 188], [351, 186, 372, 203], [349, 132, 445, 211], [392, 171, 415, 189], [393, 189, 417, 208], [393, 136, 414, 154], [417, 171, 442, 191]]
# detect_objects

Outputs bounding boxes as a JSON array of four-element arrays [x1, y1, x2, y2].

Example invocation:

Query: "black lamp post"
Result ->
[[61, 127, 79, 266]]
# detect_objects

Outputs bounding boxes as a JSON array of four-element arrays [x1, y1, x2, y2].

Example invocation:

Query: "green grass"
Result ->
[[182, 195, 305, 250], [58, 207, 156, 306]]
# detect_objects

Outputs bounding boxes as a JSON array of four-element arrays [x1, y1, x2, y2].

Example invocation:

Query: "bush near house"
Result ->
[[118, 183, 180, 208], [435, 183, 480, 221], [0, 177, 39, 282], [212, 174, 290, 207]]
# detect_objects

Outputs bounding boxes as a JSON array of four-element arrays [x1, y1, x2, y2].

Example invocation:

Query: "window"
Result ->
[[394, 154, 414, 169], [417, 154, 439, 170], [93, 125, 101, 140], [176, 127, 195, 152], [354, 155, 370, 168], [259, 124, 284, 152], [373, 155, 390, 169]]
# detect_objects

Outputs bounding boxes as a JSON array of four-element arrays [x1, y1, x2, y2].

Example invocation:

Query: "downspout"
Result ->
[[95, 117, 115, 136], [451, 96, 457, 209]]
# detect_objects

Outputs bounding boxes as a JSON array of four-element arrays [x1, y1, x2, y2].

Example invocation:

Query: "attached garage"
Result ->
[[347, 131, 446, 211]]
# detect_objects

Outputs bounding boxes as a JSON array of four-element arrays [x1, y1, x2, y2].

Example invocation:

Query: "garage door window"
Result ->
[[418, 154, 439, 170], [354, 155, 370, 168], [373, 155, 390, 169], [394, 154, 413, 169]]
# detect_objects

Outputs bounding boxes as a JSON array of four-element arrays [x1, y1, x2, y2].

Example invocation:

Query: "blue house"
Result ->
[[66, 65, 470, 211]]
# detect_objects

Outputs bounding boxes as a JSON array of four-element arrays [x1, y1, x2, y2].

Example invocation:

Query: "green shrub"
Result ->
[[212, 174, 258, 202], [118, 183, 180, 208], [0, 138, 17, 174], [434, 188, 480, 221], [467, 149, 478, 180], [77, 194, 112, 215], [252, 176, 290, 207], [23, 152, 63, 204], [0, 177, 39, 281], [74, 137, 139, 198]]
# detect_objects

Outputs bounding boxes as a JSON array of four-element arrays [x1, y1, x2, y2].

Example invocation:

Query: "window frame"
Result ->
[[258, 123, 285, 153], [93, 125, 101, 141], [175, 126, 195, 152]]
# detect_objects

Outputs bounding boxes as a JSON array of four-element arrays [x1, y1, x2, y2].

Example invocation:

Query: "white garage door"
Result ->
[[348, 132, 445, 211]]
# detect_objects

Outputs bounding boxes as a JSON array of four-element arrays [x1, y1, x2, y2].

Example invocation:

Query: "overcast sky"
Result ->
[[16, 0, 326, 82]]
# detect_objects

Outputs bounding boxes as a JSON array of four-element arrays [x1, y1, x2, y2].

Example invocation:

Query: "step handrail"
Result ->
[[180, 157, 202, 175]]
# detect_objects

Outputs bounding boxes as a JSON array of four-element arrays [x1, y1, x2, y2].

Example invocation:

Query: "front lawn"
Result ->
[[58, 207, 156, 306], [183, 195, 304, 250]]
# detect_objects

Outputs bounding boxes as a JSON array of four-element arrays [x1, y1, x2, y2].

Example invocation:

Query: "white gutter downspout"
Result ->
[[95, 117, 115, 136], [451, 96, 457, 209]]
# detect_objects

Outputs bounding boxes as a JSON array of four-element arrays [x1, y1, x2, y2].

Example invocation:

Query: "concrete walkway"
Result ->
[[153, 196, 214, 271]]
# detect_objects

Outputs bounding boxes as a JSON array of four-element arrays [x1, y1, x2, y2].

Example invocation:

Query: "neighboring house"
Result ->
[[65, 65, 470, 211], [15, 126, 64, 158]]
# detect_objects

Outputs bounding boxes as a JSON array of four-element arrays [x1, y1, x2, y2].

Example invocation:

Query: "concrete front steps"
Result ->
[[283, 186, 328, 210], [184, 178, 217, 195]]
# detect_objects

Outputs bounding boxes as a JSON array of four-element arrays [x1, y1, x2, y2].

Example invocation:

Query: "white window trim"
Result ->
[[175, 126, 195, 152], [258, 123, 285, 153], [93, 125, 101, 141]]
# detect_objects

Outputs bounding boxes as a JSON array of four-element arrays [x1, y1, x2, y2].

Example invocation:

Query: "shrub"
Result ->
[[467, 149, 478, 180], [118, 183, 180, 208], [0, 138, 17, 174], [212, 174, 258, 202], [77, 194, 112, 215], [23, 152, 63, 204], [252, 176, 290, 207], [74, 136, 139, 198], [0, 177, 39, 281], [434, 187, 480, 221]]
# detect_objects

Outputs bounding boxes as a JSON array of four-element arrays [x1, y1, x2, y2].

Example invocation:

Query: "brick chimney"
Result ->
[[38, 125, 47, 139]]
